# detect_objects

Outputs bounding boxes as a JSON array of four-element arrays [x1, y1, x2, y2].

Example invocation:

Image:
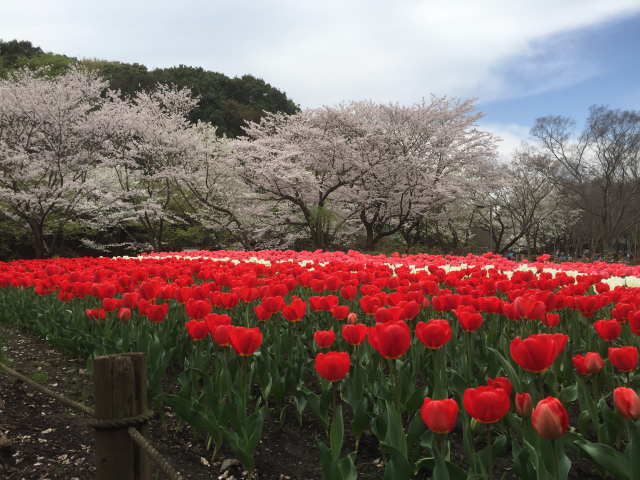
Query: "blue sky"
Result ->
[[478, 12, 640, 153], [2, 0, 640, 157]]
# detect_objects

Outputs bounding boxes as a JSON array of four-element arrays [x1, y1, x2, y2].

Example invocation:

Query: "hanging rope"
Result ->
[[0, 361, 94, 416], [1, 360, 185, 479]]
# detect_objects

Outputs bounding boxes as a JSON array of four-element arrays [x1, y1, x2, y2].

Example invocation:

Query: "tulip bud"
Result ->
[[420, 397, 458, 434], [515, 393, 532, 417], [470, 418, 480, 431], [117, 307, 132, 322], [531, 397, 569, 439], [613, 387, 640, 420], [347, 312, 358, 324]]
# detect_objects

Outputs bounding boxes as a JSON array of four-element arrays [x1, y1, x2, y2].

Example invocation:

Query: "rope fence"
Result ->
[[0, 354, 184, 480]]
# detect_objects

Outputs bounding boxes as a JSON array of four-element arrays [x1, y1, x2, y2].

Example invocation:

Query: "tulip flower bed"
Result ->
[[2, 250, 640, 479]]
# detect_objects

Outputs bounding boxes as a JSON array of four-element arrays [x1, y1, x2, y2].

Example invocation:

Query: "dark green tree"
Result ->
[[80, 59, 155, 97], [0, 39, 43, 71]]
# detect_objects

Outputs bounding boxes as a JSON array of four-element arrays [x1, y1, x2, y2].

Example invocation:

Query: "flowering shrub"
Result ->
[[2, 250, 640, 478]]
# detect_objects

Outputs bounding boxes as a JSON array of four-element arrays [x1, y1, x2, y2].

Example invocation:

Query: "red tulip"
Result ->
[[463, 386, 510, 423], [229, 326, 263, 356], [340, 285, 358, 300], [211, 324, 231, 346], [531, 397, 569, 439], [310, 295, 339, 311], [593, 319, 622, 342], [282, 296, 307, 322], [510, 333, 569, 373], [117, 307, 132, 322], [315, 352, 350, 382], [185, 299, 211, 320], [122, 292, 141, 308], [331, 305, 350, 320], [608, 346, 639, 372], [514, 295, 546, 320], [261, 296, 285, 313], [185, 320, 209, 340], [367, 321, 411, 359], [454, 306, 484, 332], [515, 393, 532, 417], [399, 300, 421, 320], [613, 387, 640, 420], [218, 292, 239, 309], [572, 352, 604, 375], [420, 398, 458, 433], [415, 319, 452, 349], [102, 297, 121, 312], [85, 308, 106, 321], [630, 311, 640, 335], [341, 323, 368, 346], [204, 313, 232, 328], [314, 329, 336, 349], [612, 303, 634, 322], [541, 313, 560, 328], [360, 295, 383, 314], [138, 280, 162, 300], [487, 376, 513, 396], [254, 304, 272, 321], [375, 306, 402, 324], [142, 303, 169, 323]]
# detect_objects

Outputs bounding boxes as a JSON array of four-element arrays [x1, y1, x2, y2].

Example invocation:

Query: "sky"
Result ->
[[2, 0, 640, 158]]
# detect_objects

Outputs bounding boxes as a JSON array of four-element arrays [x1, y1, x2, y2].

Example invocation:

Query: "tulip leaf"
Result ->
[[629, 421, 640, 480], [330, 405, 344, 460], [337, 454, 358, 480], [558, 449, 572, 480], [559, 384, 578, 404], [574, 440, 631, 480], [487, 347, 523, 392], [433, 456, 450, 480], [382, 445, 413, 480], [415, 457, 468, 480]]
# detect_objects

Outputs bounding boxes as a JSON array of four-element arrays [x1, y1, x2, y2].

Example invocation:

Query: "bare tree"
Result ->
[[531, 106, 640, 253]]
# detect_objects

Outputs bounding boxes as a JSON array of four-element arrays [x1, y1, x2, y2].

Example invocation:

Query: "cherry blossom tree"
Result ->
[[0, 67, 234, 256], [231, 99, 497, 250], [349, 98, 498, 249], [232, 111, 362, 249], [0, 67, 123, 256]]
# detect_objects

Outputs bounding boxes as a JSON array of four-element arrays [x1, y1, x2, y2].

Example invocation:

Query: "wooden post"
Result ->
[[93, 353, 150, 480]]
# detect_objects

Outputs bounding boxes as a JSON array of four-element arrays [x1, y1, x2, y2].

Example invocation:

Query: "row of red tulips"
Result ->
[[2, 252, 640, 479]]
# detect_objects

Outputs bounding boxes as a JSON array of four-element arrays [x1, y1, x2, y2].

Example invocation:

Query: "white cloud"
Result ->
[[480, 122, 532, 160], [1, 0, 639, 107]]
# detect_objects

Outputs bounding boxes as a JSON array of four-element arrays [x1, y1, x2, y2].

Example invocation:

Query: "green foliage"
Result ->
[[151, 66, 299, 137], [0, 213, 31, 260], [0, 39, 43, 73], [1, 39, 299, 138], [79, 58, 155, 97], [30, 369, 49, 384], [15, 53, 76, 76]]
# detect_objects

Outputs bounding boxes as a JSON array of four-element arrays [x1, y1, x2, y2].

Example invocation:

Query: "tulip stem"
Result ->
[[550, 439, 560, 479], [388, 359, 402, 413], [463, 333, 473, 382], [433, 346, 446, 398], [537, 372, 545, 399], [486, 427, 494, 478]]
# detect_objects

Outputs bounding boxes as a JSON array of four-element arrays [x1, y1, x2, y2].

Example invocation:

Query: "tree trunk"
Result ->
[[28, 219, 48, 258]]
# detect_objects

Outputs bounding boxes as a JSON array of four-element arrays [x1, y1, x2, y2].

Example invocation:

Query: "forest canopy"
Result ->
[[0, 39, 299, 137]]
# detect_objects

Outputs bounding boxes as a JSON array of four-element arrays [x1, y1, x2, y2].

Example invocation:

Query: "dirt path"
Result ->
[[0, 324, 215, 479]]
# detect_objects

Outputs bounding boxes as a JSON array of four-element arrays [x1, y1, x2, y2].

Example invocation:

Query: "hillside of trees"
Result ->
[[0, 39, 299, 137]]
